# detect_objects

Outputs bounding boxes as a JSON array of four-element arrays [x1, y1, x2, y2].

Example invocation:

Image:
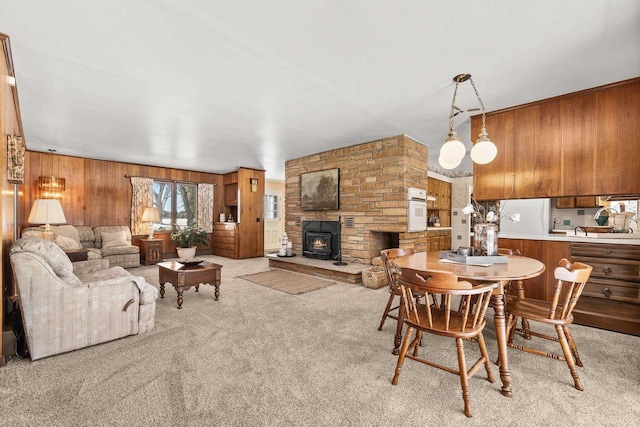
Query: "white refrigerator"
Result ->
[[498, 198, 550, 236]]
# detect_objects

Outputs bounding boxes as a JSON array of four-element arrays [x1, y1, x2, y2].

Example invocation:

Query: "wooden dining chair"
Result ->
[[378, 248, 415, 331], [505, 258, 593, 390], [391, 267, 497, 418]]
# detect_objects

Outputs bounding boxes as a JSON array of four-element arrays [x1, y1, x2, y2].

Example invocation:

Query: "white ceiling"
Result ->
[[2, 1, 639, 180]]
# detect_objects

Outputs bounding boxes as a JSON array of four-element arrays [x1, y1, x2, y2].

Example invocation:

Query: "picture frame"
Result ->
[[300, 168, 340, 211], [7, 135, 25, 184]]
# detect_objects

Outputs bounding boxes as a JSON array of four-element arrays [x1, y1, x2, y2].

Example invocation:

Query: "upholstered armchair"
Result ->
[[10, 237, 158, 360]]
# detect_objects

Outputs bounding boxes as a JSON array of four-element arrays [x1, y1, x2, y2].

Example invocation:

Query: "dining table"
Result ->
[[393, 251, 546, 397]]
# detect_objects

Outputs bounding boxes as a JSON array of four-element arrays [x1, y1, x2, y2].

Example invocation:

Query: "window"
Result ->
[[264, 194, 278, 219], [153, 181, 197, 230]]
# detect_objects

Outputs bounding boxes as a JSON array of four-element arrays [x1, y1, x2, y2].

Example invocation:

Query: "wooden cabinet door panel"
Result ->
[[473, 111, 515, 200], [560, 93, 597, 196], [617, 80, 640, 194], [595, 86, 619, 195]]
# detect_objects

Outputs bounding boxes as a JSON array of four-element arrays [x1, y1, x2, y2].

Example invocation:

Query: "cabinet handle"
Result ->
[[603, 287, 612, 298], [602, 266, 611, 275], [603, 248, 611, 254]]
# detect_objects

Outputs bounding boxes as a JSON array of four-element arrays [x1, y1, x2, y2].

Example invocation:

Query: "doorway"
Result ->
[[264, 190, 283, 252]]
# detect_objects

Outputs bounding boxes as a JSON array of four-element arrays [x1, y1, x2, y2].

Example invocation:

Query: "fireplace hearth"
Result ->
[[302, 220, 341, 260]]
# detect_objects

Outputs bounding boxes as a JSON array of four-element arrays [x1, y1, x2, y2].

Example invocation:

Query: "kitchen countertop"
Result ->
[[499, 232, 640, 245]]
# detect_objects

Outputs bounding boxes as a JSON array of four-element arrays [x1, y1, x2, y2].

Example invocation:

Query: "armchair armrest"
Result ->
[[73, 259, 110, 276]]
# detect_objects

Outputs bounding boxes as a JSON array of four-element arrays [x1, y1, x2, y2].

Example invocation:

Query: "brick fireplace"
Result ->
[[285, 134, 430, 264]]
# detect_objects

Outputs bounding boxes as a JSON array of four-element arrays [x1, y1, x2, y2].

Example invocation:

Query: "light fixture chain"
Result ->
[[469, 77, 486, 129], [448, 79, 460, 132]]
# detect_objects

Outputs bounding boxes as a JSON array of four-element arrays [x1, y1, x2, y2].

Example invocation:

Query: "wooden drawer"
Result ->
[[573, 296, 640, 335], [572, 258, 640, 281], [571, 243, 640, 260], [582, 278, 640, 303], [215, 230, 235, 238]]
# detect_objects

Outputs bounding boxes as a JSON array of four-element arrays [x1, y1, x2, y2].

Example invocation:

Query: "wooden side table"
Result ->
[[139, 238, 163, 265]]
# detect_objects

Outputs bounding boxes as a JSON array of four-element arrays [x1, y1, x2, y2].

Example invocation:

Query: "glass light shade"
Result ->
[[470, 139, 498, 164], [38, 176, 65, 199], [438, 154, 462, 170], [439, 132, 466, 164]]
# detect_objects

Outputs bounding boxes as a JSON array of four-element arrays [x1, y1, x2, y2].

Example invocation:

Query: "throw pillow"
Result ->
[[101, 231, 129, 248], [55, 235, 82, 251]]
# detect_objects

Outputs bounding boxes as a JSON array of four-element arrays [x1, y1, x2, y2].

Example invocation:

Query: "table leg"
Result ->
[[195, 283, 200, 292], [160, 282, 165, 299], [177, 290, 184, 309], [492, 285, 512, 397], [214, 284, 220, 301]]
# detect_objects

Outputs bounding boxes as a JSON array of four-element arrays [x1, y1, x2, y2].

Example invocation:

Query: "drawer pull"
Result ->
[[603, 287, 612, 298], [603, 248, 611, 254], [602, 266, 612, 275]]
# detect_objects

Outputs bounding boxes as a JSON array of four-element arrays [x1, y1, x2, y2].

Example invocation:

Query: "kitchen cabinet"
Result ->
[[555, 197, 601, 209], [427, 178, 451, 227], [498, 238, 571, 302], [570, 242, 640, 336], [473, 77, 640, 200], [427, 229, 451, 252]]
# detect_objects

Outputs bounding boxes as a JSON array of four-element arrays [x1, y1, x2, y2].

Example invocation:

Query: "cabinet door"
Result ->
[[472, 111, 515, 200], [560, 93, 597, 196], [427, 178, 436, 209], [225, 183, 238, 206], [514, 102, 562, 198], [555, 197, 576, 209], [617, 80, 640, 194]]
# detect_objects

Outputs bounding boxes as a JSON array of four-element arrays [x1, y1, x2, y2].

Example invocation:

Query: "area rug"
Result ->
[[239, 269, 336, 294]]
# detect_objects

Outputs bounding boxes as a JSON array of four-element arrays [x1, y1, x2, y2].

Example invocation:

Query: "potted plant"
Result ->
[[170, 224, 209, 259]]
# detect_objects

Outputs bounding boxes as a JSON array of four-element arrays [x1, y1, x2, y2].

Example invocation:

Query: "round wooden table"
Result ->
[[393, 251, 546, 397]]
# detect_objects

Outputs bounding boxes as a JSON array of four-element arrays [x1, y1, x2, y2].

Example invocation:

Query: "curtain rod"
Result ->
[[124, 174, 216, 185]]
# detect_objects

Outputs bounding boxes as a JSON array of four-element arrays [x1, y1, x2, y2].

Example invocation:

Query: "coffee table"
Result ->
[[158, 261, 222, 309]]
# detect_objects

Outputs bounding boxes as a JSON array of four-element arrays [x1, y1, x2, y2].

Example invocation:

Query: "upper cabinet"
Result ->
[[473, 77, 640, 200]]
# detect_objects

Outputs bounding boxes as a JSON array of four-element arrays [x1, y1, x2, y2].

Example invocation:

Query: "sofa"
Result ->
[[22, 225, 140, 268], [10, 237, 158, 360]]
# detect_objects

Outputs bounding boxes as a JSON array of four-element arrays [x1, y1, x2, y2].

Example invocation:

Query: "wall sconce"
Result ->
[[250, 178, 258, 193], [38, 148, 66, 199], [38, 176, 66, 199], [141, 206, 161, 239], [27, 199, 67, 240], [439, 73, 497, 170]]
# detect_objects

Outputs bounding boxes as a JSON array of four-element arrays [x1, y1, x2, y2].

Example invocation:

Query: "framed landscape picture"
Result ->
[[300, 168, 340, 211]]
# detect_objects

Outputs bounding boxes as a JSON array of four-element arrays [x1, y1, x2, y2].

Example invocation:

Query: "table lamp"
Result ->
[[27, 199, 67, 241], [141, 206, 160, 239]]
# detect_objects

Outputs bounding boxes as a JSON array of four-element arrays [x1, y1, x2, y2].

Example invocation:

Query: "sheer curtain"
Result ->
[[197, 183, 214, 233], [130, 177, 153, 236]]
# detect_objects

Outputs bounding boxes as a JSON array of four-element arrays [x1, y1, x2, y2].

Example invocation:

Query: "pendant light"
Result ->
[[438, 74, 497, 169]]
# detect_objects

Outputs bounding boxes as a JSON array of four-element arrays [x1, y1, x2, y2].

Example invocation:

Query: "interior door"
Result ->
[[264, 190, 283, 251]]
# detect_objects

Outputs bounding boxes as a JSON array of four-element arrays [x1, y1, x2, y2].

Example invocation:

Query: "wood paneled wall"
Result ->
[[21, 151, 225, 233]]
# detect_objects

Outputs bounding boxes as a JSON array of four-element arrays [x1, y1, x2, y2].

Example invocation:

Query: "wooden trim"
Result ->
[[1, 33, 24, 139], [471, 76, 640, 118]]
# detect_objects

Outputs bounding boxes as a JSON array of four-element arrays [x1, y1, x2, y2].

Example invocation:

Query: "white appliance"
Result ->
[[407, 187, 427, 232], [498, 198, 550, 236]]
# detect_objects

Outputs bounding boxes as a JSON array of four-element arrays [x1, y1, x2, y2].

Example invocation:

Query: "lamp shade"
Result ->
[[438, 154, 462, 170], [28, 199, 67, 225], [141, 207, 160, 223]]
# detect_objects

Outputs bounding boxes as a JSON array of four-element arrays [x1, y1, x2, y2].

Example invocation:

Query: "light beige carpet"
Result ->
[[239, 269, 336, 294]]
